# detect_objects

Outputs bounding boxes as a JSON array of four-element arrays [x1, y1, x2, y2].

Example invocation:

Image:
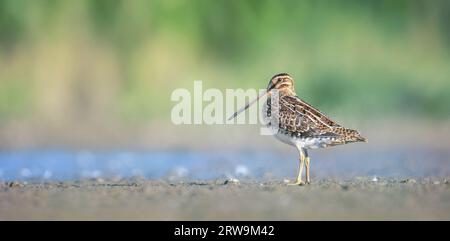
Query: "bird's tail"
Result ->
[[354, 135, 368, 143], [346, 129, 368, 143], [334, 127, 368, 143]]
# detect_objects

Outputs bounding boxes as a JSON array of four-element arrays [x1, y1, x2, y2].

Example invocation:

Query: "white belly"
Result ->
[[273, 131, 297, 146], [274, 131, 334, 149]]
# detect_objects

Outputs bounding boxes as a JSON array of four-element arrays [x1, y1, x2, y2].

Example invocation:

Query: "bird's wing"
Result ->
[[277, 95, 341, 137]]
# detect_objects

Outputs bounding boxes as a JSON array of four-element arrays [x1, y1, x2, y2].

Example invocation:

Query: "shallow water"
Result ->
[[0, 147, 449, 181]]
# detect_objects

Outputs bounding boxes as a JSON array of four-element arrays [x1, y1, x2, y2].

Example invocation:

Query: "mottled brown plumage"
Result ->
[[266, 91, 367, 146], [230, 73, 367, 185], [266, 73, 367, 185]]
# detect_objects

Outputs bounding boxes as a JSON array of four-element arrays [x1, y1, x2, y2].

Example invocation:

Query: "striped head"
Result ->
[[228, 73, 296, 120], [267, 73, 296, 96]]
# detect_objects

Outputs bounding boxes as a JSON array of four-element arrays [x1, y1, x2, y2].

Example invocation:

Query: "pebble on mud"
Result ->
[[223, 178, 240, 185], [8, 181, 25, 188], [400, 179, 416, 184]]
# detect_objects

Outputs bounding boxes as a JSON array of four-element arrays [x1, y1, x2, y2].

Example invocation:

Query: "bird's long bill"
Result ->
[[228, 91, 269, 121]]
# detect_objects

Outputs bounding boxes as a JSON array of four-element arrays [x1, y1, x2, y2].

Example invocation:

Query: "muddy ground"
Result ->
[[1, 177, 449, 220]]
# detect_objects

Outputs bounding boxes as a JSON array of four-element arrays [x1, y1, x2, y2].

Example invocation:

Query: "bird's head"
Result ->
[[267, 73, 296, 96], [228, 73, 296, 121]]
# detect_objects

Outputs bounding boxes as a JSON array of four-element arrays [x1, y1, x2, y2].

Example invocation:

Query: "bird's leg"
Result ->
[[305, 150, 311, 184], [288, 148, 305, 186]]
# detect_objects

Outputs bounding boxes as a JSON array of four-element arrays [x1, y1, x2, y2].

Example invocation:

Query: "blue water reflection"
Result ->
[[0, 148, 449, 181]]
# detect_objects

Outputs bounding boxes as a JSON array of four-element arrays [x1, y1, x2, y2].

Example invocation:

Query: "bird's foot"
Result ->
[[287, 180, 305, 186]]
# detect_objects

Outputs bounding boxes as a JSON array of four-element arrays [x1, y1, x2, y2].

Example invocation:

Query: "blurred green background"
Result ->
[[1, 0, 450, 125]]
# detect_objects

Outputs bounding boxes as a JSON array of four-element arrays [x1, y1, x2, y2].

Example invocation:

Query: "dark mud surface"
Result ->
[[1, 177, 449, 220]]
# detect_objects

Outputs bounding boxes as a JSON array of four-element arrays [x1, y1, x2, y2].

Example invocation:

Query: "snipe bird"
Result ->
[[229, 73, 367, 185]]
